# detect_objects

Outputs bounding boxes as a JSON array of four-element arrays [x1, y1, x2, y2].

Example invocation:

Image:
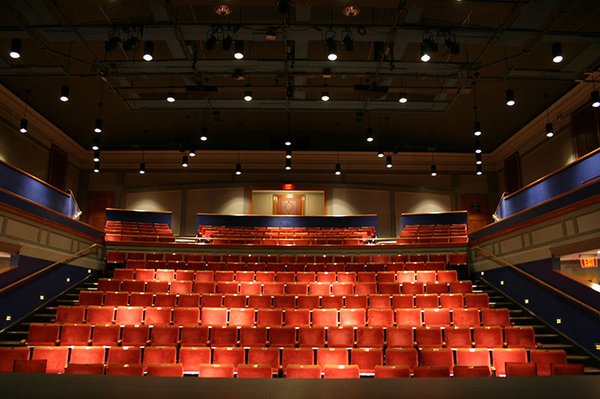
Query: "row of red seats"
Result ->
[[79, 292, 480, 309], [397, 237, 468, 244], [29, 322, 534, 349], [3, 346, 572, 377], [199, 225, 375, 237], [55, 305, 503, 328], [107, 252, 465, 264], [121, 260, 451, 272], [96, 279, 475, 296]]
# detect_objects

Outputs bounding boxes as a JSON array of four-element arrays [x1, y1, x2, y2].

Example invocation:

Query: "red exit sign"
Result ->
[[579, 256, 598, 268]]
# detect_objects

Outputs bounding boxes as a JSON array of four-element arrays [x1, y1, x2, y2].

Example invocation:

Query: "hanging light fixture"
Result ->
[[475, 153, 482, 165], [234, 40, 245, 59], [205, 33, 217, 51], [430, 164, 437, 176], [244, 91, 253, 101], [551, 42, 563, 63], [139, 162, 146, 175], [200, 127, 208, 142], [591, 90, 600, 108], [474, 138, 482, 154], [93, 161, 100, 173], [472, 80, 482, 136], [343, 32, 354, 52], [398, 93, 408, 103], [505, 88, 515, 107], [189, 148, 196, 157], [284, 112, 292, 146], [9, 38, 22, 59], [59, 84, 70, 102], [420, 37, 437, 62], [166, 93, 176, 103], [92, 138, 100, 151], [321, 91, 330, 102], [285, 149, 292, 159], [285, 158, 292, 171], [377, 151, 384, 158], [235, 163, 242, 175], [19, 90, 29, 133], [334, 163, 342, 175], [94, 118, 103, 133], [143, 41, 154, 61], [386, 155, 393, 168], [93, 149, 100, 162], [182, 155, 189, 168], [544, 94, 554, 138], [476, 164, 483, 176], [366, 128, 374, 143], [325, 37, 337, 61]]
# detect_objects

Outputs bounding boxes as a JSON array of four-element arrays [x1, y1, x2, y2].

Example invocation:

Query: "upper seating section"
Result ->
[[105, 221, 175, 243], [398, 224, 468, 245], [198, 226, 376, 246]]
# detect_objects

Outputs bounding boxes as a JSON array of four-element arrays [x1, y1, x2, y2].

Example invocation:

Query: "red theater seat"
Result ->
[[201, 307, 228, 327], [170, 280, 193, 294], [385, 348, 418, 371], [285, 309, 310, 327], [154, 293, 177, 307], [297, 295, 319, 309], [351, 348, 383, 374], [423, 308, 451, 327], [481, 308, 511, 327], [401, 282, 424, 295], [103, 292, 129, 306], [386, 327, 414, 348], [65, 364, 105, 375], [247, 347, 280, 373], [449, 281, 472, 294], [551, 363, 585, 376], [356, 327, 384, 348], [56, 306, 86, 324], [106, 364, 144, 376], [144, 346, 177, 367], [237, 364, 273, 378], [0, 347, 30, 373], [201, 294, 223, 308], [28, 323, 60, 346], [420, 348, 453, 371], [151, 325, 180, 346], [177, 294, 201, 308], [197, 364, 235, 378], [78, 291, 103, 306], [530, 349, 567, 376], [453, 308, 481, 328], [455, 348, 491, 369], [213, 347, 245, 371], [172, 307, 200, 327], [229, 308, 255, 327], [179, 347, 211, 373], [369, 294, 391, 309], [121, 325, 150, 346], [193, 281, 216, 294], [312, 309, 338, 328], [355, 282, 377, 295], [129, 292, 153, 307], [453, 365, 491, 377], [285, 364, 321, 378], [282, 348, 314, 369], [504, 326, 536, 349], [321, 296, 344, 309], [439, 293, 463, 309], [298, 326, 326, 348], [492, 348, 528, 376], [415, 294, 438, 308], [211, 327, 238, 347], [464, 293, 489, 308], [13, 359, 47, 373], [256, 308, 283, 327], [317, 348, 349, 367], [394, 308, 421, 327], [263, 283, 285, 295], [145, 307, 172, 326], [90, 324, 119, 346], [445, 327, 473, 349], [505, 362, 537, 377], [327, 327, 354, 348], [415, 326, 443, 348], [115, 306, 144, 325], [345, 295, 368, 309], [340, 308, 366, 327], [97, 278, 121, 291], [248, 295, 272, 309], [378, 282, 401, 295], [367, 308, 394, 327], [69, 346, 105, 364], [146, 363, 184, 377], [31, 346, 69, 374], [374, 365, 410, 378], [473, 326, 503, 348], [323, 364, 360, 379], [269, 327, 296, 348]]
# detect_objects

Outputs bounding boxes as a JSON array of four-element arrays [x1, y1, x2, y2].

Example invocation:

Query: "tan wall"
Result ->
[[125, 190, 183, 235], [251, 191, 325, 215], [332, 188, 392, 236], [520, 131, 576, 186], [395, 191, 452, 230], [186, 187, 245, 235]]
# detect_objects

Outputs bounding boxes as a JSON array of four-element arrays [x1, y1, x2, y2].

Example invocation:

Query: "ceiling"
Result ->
[[0, 0, 599, 156]]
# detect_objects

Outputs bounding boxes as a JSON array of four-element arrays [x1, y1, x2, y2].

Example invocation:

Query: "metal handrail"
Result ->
[[0, 243, 100, 295], [472, 245, 600, 317]]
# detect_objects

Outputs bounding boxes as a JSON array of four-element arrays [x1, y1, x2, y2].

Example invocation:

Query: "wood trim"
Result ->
[[400, 210, 468, 217], [106, 207, 173, 215]]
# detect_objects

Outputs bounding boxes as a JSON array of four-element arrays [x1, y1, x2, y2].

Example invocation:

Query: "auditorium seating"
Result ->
[[397, 224, 468, 244], [105, 221, 175, 243]]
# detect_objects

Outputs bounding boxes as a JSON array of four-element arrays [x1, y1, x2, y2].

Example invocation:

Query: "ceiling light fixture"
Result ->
[[342, 6, 360, 17], [386, 155, 392, 168], [377, 151, 384, 158], [475, 153, 482, 165], [200, 127, 208, 142], [235, 163, 242, 175], [544, 93, 554, 138], [473, 120, 482, 136], [591, 90, 600, 108], [9, 38, 21, 59], [551, 42, 563, 63], [285, 158, 292, 171], [182, 155, 189, 168], [325, 37, 337, 61], [166, 93, 175, 103], [93, 149, 100, 162], [444, 35, 460, 55], [472, 79, 482, 136], [334, 163, 342, 176], [215, 4, 232, 16], [476, 164, 483, 176], [285, 149, 292, 159], [189, 148, 196, 157], [366, 128, 374, 143], [93, 161, 100, 173], [420, 37, 437, 62], [430, 164, 437, 176], [59, 84, 70, 102], [92, 138, 100, 151], [139, 162, 146, 175], [474, 138, 482, 154], [19, 118, 28, 133], [505, 88, 515, 107], [94, 118, 102, 134], [321, 91, 330, 102], [398, 93, 408, 103], [244, 91, 253, 101], [234, 40, 244, 59], [143, 41, 154, 61]]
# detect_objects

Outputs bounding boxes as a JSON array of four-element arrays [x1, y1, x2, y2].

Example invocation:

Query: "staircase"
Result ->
[[0, 275, 100, 347], [473, 275, 600, 375]]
